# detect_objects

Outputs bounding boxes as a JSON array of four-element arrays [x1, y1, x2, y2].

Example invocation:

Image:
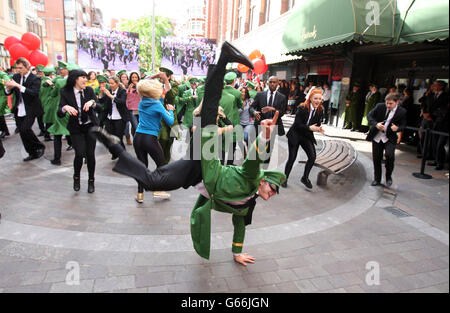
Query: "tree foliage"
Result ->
[[118, 16, 174, 71]]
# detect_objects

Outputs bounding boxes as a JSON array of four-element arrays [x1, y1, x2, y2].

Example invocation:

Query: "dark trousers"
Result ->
[[16, 114, 45, 156], [114, 151, 203, 192], [0, 138, 5, 159], [71, 124, 97, 179], [323, 100, 330, 124], [372, 140, 396, 182], [106, 119, 126, 153], [432, 133, 448, 167], [0, 115, 9, 134], [133, 132, 166, 193], [285, 137, 316, 181]]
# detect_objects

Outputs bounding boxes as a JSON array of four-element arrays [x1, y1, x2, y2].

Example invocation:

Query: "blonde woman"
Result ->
[[133, 79, 175, 202]]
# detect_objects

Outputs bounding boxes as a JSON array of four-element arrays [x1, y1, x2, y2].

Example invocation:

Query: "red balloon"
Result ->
[[10, 58, 16, 68], [252, 58, 265, 75], [4, 36, 21, 50], [21, 32, 41, 50], [237, 63, 250, 73], [28, 50, 48, 67], [8, 43, 30, 60]]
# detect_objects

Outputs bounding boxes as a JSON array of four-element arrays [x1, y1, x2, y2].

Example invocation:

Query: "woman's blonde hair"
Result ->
[[193, 100, 227, 124], [137, 79, 163, 99], [108, 76, 125, 90]]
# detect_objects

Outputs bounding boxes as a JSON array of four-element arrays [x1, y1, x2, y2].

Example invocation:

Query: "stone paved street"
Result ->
[[0, 117, 448, 293]]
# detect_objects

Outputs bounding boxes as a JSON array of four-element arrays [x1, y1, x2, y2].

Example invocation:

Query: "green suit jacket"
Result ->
[[191, 129, 270, 259], [223, 85, 242, 126], [361, 91, 381, 126], [47, 77, 70, 136]]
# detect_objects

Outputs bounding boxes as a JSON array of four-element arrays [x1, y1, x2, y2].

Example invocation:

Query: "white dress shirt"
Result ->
[[4, 71, 30, 117], [374, 105, 398, 144], [109, 89, 121, 120]]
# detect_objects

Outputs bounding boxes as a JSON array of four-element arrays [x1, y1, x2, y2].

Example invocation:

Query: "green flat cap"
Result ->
[[97, 75, 108, 83], [189, 77, 198, 84], [57, 61, 68, 69], [160, 67, 173, 77], [262, 170, 287, 194], [246, 81, 256, 89], [224, 72, 237, 84], [140, 67, 146, 73], [36, 65, 45, 72]]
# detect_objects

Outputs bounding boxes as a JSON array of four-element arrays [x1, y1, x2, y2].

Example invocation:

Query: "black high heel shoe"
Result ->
[[220, 41, 254, 70], [73, 176, 80, 192], [88, 178, 95, 193]]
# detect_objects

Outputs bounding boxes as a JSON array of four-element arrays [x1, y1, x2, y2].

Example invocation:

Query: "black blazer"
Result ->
[[286, 105, 323, 145], [98, 87, 129, 122], [58, 86, 100, 134], [366, 103, 407, 144], [252, 90, 287, 136], [5, 73, 43, 117]]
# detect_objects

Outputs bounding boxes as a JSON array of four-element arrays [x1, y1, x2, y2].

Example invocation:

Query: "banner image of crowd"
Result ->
[[77, 26, 139, 71], [161, 37, 217, 77]]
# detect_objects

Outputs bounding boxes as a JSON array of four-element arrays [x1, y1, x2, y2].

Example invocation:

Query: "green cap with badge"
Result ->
[[67, 63, 82, 71], [262, 170, 287, 194], [160, 67, 174, 77], [246, 81, 256, 89], [43, 66, 56, 76], [57, 61, 68, 69], [36, 65, 45, 72], [97, 75, 108, 83], [189, 77, 198, 84], [117, 70, 127, 77], [224, 72, 237, 84]]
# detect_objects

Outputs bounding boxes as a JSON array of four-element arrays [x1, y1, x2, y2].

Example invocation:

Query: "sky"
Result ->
[[94, 0, 188, 28]]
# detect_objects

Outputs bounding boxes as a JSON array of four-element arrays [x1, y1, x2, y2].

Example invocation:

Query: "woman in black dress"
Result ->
[[283, 88, 325, 189]]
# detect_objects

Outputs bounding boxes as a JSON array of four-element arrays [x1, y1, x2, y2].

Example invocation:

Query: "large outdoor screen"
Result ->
[[161, 36, 217, 76], [77, 26, 139, 71]]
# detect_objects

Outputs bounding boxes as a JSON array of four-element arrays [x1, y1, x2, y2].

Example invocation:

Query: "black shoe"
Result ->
[[73, 176, 80, 192], [88, 179, 95, 193], [301, 177, 313, 189], [436, 165, 444, 171], [89, 126, 121, 149], [281, 181, 288, 188], [427, 161, 438, 166], [371, 180, 381, 186], [66, 145, 73, 151], [386, 178, 393, 188], [23, 155, 38, 162], [36, 148, 45, 159], [220, 41, 254, 69], [50, 159, 61, 166]]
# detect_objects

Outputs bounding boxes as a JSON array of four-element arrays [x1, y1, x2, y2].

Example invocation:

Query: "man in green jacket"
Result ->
[[0, 71, 12, 138], [222, 72, 242, 165], [361, 83, 381, 130], [91, 41, 286, 266], [344, 83, 364, 131]]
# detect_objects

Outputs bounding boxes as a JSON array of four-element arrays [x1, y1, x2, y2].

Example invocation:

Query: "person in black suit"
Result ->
[[4, 58, 45, 161], [98, 76, 128, 160], [58, 69, 101, 193], [283, 88, 325, 189], [0, 137, 4, 159], [366, 93, 407, 187], [252, 76, 287, 165]]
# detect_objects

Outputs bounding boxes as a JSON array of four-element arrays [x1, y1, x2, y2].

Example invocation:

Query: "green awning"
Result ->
[[396, 0, 449, 44], [283, 0, 397, 53]]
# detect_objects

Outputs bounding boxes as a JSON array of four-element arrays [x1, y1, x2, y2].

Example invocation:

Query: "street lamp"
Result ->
[[41, 17, 61, 67]]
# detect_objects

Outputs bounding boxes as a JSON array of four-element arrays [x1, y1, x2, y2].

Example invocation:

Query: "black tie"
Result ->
[[268, 92, 274, 107], [308, 109, 316, 125], [79, 91, 88, 124], [382, 109, 391, 132]]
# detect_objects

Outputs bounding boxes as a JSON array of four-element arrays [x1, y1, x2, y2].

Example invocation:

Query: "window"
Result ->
[[288, 0, 295, 10], [66, 43, 76, 63], [190, 21, 203, 35], [9, 0, 17, 24], [265, 0, 271, 23], [249, 5, 256, 31]]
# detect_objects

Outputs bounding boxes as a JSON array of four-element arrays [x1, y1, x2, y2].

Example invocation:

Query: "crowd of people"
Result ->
[[77, 26, 140, 70], [0, 41, 448, 266], [161, 37, 216, 75]]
